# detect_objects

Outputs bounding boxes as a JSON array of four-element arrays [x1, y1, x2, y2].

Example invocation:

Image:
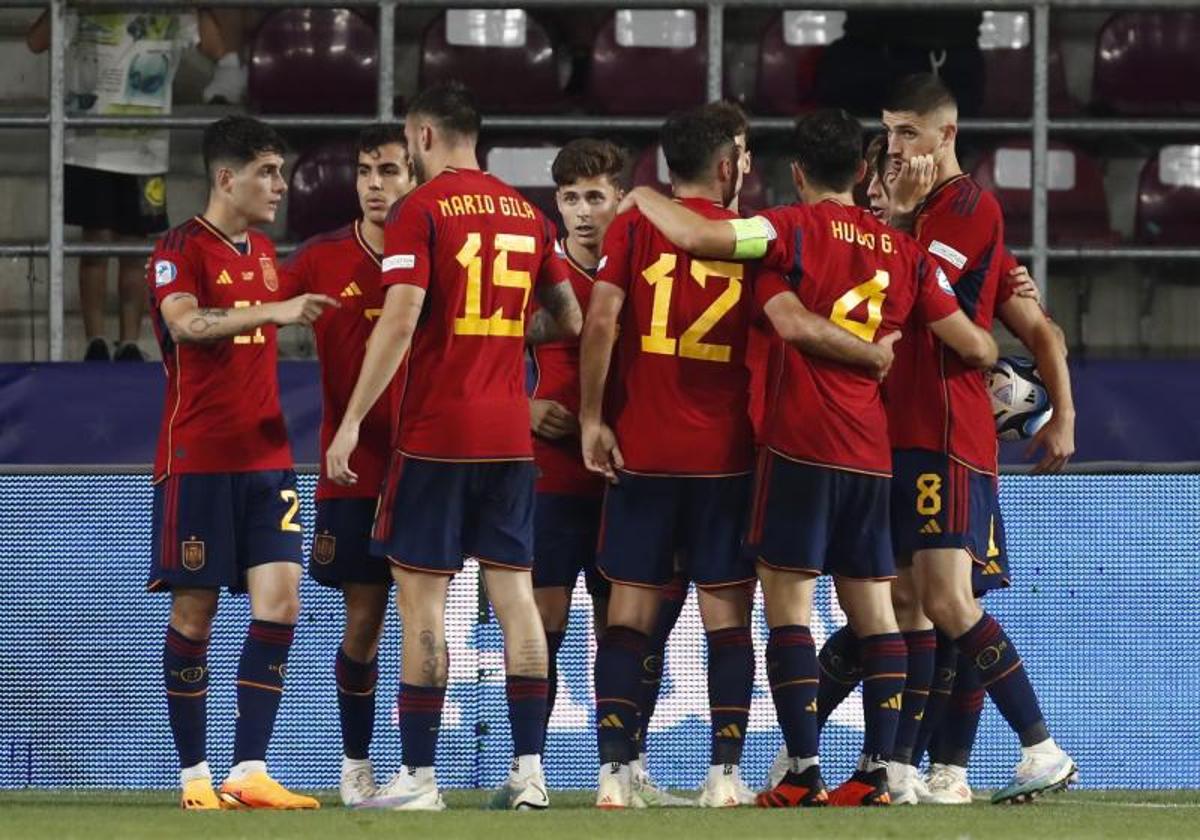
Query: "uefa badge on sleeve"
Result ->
[[313, 533, 336, 566], [154, 260, 177, 287], [259, 256, 279, 292], [181, 539, 206, 571]]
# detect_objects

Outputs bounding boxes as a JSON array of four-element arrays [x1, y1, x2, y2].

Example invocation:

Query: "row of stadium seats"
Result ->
[[288, 138, 1200, 248], [246, 8, 1200, 117]]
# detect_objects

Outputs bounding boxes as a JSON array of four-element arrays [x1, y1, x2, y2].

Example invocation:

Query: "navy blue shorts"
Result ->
[[532, 492, 609, 596], [596, 471, 755, 589], [372, 454, 536, 575], [891, 448, 1010, 594], [148, 470, 304, 593], [746, 451, 895, 580], [309, 497, 393, 589]]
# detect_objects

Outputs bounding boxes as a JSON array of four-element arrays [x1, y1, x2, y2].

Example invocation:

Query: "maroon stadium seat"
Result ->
[[631, 144, 767, 216], [482, 142, 562, 222], [249, 8, 377, 114], [972, 139, 1118, 246], [287, 139, 361, 242], [1135, 146, 1200, 246], [978, 11, 1077, 117], [754, 11, 844, 116], [1093, 12, 1200, 115], [589, 10, 707, 114], [419, 10, 564, 113]]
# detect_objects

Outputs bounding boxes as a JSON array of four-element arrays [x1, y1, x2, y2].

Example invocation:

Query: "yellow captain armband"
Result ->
[[729, 216, 775, 260]]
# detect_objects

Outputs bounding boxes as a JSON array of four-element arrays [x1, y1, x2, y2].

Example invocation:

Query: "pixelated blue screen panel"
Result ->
[[0, 473, 1196, 789]]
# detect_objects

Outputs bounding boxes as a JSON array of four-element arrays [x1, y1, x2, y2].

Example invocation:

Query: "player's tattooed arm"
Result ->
[[998, 292, 1075, 473], [525, 306, 566, 346], [622, 187, 737, 258], [161, 292, 337, 343], [535, 280, 583, 339], [762, 290, 900, 381]]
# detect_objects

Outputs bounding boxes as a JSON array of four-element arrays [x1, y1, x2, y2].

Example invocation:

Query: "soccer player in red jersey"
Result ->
[[618, 108, 998, 808], [581, 108, 898, 809], [877, 74, 1077, 804], [325, 83, 582, 811], [526, 137, 625, 762], [147, 116, 338, 810], [279, 123, 415, 805]]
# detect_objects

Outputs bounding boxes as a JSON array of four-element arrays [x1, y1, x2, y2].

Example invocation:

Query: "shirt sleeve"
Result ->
[[534, 218, 572, 292], [917, 195, 1003, 286], [752, 206, 801, 277], [751, 265, 793, 311], [995, 248, 1018, 305], [594, 211, 635, 293], [913, 253, 964, 325], [149, 240, 201, 308], [381, 194, 433, 290]]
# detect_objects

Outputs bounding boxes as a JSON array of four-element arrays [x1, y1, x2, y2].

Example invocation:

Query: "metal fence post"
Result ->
[[48, 0, 66, 361], [378, 0, 396, 121], [1032, 1, 1050, 296], [707, 1, 723, 103]]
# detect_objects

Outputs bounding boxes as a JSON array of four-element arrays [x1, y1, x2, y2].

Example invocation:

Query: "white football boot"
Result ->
[[356, 766, 445, 811], [886, 762, 920, 805], [764, 744, 789, 791], [596, 762, 644, 809], [630, 756, 694, 806], [698, 764, 754, 808], [992, 740, 1077, 804], [490, 756, 550, 810], [339, 757, 378, 806], [921, 763, 973, 804]]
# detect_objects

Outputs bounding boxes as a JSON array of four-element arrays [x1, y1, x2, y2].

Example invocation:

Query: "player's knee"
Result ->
[[170, 592, 218, 638], [342, 609, 385, 661], [535, 591, 570, 634], [255, 592, 301, 625], [922, 591, 977, 634]]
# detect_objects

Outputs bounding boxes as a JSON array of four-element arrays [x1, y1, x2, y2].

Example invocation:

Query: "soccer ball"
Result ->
[[987, 356, 1052, 442]]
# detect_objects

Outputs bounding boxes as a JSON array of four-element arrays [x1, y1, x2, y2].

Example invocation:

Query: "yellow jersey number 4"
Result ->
[[640, 253, 743, 363], [453, 232, 537, 337], [830, 269, 889, 342]]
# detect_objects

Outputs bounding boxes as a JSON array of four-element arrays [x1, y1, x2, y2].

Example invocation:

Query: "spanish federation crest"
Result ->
[[313, 533, 336, 566], [181, 539, 206, 571], [259, 256, 279, 292]]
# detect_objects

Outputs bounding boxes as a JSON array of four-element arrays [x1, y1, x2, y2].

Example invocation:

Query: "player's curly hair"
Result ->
[[660, 107, 736, 184], [202, 115, 286, 181], [407, 82, 481, 140], [865, 133, 888, 182], [551, 139, 628, 189], [792, 108, 863, 193]]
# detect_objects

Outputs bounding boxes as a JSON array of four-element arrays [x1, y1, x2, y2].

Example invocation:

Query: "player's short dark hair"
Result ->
[[792, 108, 863, 193], [884, 72, 958, 115], [703, 100, 749, 141], [551, 139, 628, 188], [357, 123, 407, 156], [660, 107, 735, 185], [202, 115, 286, 180], [407, 82, 481, 140]]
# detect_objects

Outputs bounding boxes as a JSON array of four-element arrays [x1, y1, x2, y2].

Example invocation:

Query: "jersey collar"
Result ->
[[559, 237, 598, 281], [353, 219, 383, 268], [194, 215, 252, 256]]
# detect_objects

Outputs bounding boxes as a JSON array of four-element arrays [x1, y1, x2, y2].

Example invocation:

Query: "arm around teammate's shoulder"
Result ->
[[622, 187, 736, 258]]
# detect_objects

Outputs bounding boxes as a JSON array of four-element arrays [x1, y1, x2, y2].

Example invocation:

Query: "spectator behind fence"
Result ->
[[26, 9, 223, 361]]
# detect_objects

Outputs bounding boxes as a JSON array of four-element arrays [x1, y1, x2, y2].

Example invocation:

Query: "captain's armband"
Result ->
[[730, 216, 776, 260]]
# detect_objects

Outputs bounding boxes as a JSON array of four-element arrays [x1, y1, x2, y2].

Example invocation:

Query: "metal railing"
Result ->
[[5, 0, 1200, 359]]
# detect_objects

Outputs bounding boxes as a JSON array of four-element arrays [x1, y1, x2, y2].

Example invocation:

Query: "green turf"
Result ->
[[1, 789, 1198, 840]]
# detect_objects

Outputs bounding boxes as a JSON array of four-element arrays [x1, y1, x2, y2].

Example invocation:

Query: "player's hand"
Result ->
[[1026, 411, 1075, 474], [873, 331, 902, 381], [581, 420, 624, 483], [890, 154, 937, 214], [326, 421, 360, 486], [531, 399, 579, 440], [1006, 264, 1042, 303], [271, 293, 339, 327], [617, 186, 647, 215]]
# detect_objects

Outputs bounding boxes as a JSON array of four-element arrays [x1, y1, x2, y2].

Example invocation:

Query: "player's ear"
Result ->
[[854, 158, 868, 186], [940, 121, 958, 151]]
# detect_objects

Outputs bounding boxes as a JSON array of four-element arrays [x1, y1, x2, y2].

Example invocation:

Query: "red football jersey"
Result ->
[[148, 216, 292, 480], [755, 201, 960, 474], [596, 198, 756, 475], [886, 175, 1006, 473], [382, 167, 571, 460], [281, 219, 399, 501], [530, 240, 605, 497]]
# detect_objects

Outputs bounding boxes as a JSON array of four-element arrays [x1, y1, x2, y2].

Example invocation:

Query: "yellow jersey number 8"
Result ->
[[453, 232, 537, 337]]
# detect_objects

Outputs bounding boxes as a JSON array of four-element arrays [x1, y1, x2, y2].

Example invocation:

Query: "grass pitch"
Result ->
[[1, 789, 1197, 839]]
